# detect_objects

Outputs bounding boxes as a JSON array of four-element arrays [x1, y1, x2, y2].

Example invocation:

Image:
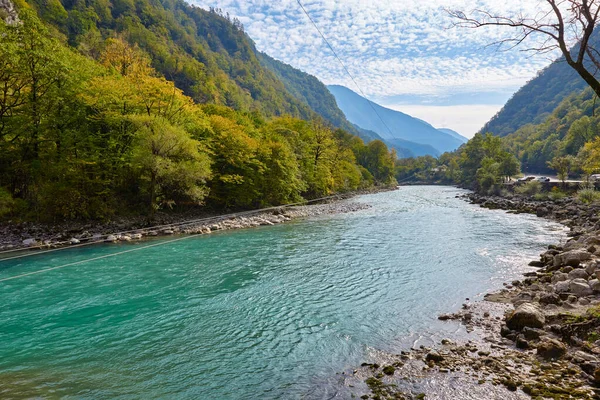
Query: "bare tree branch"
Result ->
[[446, 0, 600, 98]]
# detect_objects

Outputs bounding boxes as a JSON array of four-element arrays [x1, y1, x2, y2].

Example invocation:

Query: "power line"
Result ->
[[295, 0, 397, 140], [0, 234, 198, 283], [0, 193, 343, 263]]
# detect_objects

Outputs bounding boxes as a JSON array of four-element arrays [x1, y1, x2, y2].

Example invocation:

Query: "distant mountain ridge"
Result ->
[[327, 85, 465, 156]]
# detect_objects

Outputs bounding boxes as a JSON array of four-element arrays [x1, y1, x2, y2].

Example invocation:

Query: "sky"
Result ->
[[190, 0, 562, 138]]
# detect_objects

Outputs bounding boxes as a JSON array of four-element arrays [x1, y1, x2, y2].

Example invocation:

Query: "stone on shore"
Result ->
[[536, 338, 567, 360], [569, 278, 593, 297], [568, 269, 589, 280], [588, 279, 600, 292], [425, 351, 444, 363], [553, 249, 592, 268], [22, 238, 38, 247], [554, 280, 571, 293], [506, 303, 545, 330]]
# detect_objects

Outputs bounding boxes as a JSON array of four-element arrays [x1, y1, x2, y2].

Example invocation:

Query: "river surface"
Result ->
[[0, 186, 566, 399]]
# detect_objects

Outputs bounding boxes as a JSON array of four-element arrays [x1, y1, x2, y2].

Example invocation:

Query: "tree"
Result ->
[[447, 1, 600, 98], [131, 115, 211, 218], [547, 155, 575, 183], [578, 136, 600, 176]]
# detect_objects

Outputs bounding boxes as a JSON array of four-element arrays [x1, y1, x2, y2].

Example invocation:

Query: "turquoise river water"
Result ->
[[0, 186, 566, 399]]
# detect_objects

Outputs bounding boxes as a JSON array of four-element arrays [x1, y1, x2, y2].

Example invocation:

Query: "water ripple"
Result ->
[[0, 186, 566, 399]]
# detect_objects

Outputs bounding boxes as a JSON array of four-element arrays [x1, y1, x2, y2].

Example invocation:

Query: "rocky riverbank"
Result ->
[[351, 192, 600, 400], [0, 198, 373, 253]]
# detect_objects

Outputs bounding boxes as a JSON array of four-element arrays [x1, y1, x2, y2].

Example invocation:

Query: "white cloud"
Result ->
[[384, 104, 504, 139], [189, 0, 566, 128]]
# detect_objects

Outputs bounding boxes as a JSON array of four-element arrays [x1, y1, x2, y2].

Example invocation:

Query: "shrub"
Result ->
[[548, 187, 567, 201], [578, 188, 600, 204], [0, 187, 15, 218], [577, 182, 600, 204], [515, 180, 542, 196]]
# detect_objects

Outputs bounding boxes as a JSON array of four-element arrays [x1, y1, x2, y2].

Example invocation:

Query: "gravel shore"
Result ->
[[0, 197, 373, 254], [352, 191, 600, 400]]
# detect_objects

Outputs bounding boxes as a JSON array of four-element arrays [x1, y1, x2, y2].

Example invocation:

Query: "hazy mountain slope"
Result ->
[[328, 85, 464, 154], [437, 128, 468, 143]]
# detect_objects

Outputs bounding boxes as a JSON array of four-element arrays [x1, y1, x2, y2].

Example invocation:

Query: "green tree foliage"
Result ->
[[131, 115, 211, 216], [394, 133, 520, 193], [0, 9, 398, 221], [547, 155, 575, 183]]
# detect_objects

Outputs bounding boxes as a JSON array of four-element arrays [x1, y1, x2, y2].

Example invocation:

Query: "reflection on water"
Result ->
[[0, 187, 566, 399]]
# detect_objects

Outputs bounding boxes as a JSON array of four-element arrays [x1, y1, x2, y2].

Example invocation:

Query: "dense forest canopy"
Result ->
[[0, 2, 398, 221]]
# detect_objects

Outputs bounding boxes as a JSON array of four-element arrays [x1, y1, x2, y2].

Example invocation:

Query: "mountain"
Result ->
[[350, 124, 431, 158], [23, 0, 325, 121], [257, 53, 358, 133], [481, 30, 600, 137], [437, 128, 468, 144], [327, 85, 464, 155]]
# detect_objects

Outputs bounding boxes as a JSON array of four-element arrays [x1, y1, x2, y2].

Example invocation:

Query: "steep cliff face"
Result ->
[[0, 0, 19, 25]]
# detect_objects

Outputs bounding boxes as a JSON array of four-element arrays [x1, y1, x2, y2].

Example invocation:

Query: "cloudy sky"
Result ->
[[190, 0, 561, 138]]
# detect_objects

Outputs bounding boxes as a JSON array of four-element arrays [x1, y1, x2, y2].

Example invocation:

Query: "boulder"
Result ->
[[539, 293, 561, 305], [589, 279, 600, 293], [554, 280, 571, 293], [131, 233, 143, 240], [536, 207, 549, 217], [425, 351, 444, 363], [554, 249, 592, 268], [22, 238, 38, 247], [568, 269, 589, 280], [105, 235, 117, 242], [506, 303, 545, 330], [120, 235, 132, 242], [69, 238, 80, 245], [570, 279, 593, 297], [585, 263, 598, 275], [551, 273, 569, 283], [537, 338, 567, 360]]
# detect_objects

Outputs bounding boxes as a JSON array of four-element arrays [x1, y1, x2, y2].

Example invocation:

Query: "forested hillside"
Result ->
[[481, 31, 600, 137], [0, 2, 397, 222], [258, 53, 357, 133]]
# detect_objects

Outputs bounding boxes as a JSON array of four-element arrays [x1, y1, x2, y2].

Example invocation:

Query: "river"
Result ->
[[0, 186, 566, 399]]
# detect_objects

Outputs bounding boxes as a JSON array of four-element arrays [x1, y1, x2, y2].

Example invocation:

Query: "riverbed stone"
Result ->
[[554, 280, 571, 293], [554, 249, 592, 268], [506, 303, 545, 330], [537, 339, 567, 360], [551, 273, 569, 283], [22, 238, 37, 246], [585, 263, 598, 275], [539, 293, 561, 305], [425, 351, 444, 363], [568, 269, 589, 280], [589, 279, 600, 292], [570, 279, 593, 297]]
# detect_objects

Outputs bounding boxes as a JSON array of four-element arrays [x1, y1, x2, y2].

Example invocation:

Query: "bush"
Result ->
[[577, 182, 600, 204], [515, 180, 542, 197], [578, 188, 600, 204], [548, 187, 567, 201], [0, 187, 15, 218]]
